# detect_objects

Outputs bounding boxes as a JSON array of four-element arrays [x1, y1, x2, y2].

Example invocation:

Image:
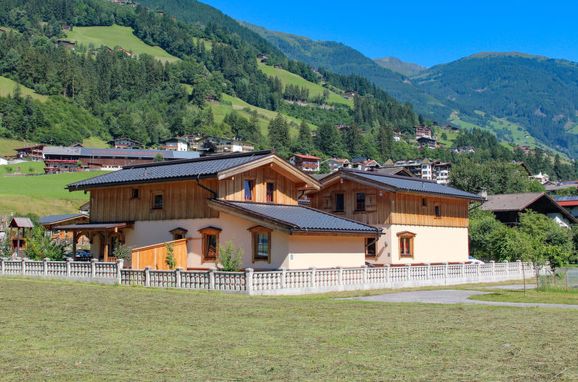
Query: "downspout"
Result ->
[[196, 174, 218, 199]]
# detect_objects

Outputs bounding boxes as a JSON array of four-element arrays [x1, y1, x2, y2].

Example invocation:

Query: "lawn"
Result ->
[[0, 278, 577, 381], [66, 25, 179, 63], [0, 160, 44, 175], [0, 76, 48, 102], [471, 288, 578, 305], [258, 62, 352, 107], [0, 138, 38, 157], [0, 171, 101, 216]]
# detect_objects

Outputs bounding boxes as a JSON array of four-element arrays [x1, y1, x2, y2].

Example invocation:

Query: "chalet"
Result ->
[[351, 157, 381, 172], [343, 91, 357, 99], [308, 169, 483, 265], [160, 138, 189, 152], [389, 160, 451, 184], [530, 172, 550, 185], [57, 151, 379, 270], [324, 158, 350, 172], [15, 144, 45, 161], [42, 146, 199, 173], [7, 217, 34, 257], [416, 136, 437, 150], [202, 138, 255, 155], [554, 196, 578, 219], [481, 192, 577, 228], [56, 39, 76, 50], [108, 138, 143, 149], [415, 125, 433, 139], [290, 154, 321, 173]]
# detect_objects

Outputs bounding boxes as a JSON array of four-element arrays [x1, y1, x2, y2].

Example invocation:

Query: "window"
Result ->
[[131, 188, 140, 199], [421, 198, 427, 207], [434, 205, 442, 218], [365, 238, 376, 257], [152, 193, 163, 209], [397, 231, 416, 258], [170, 227, 188, 241], [249, 226, 272, 263], [334, 193, 345, 212], [199, 227, 221, 262], [355, 192, 366, 212], [243, 179, 255, 201], [266, 182, 275, 203]]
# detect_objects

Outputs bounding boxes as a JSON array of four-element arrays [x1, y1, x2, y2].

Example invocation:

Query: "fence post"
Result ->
[[175, 267, 182, 288], [90, 258, 97, 278], [385, 264, 391, 285], [362, 265, 368, 287], [406, 264, 411, 281], [116, 259, 124, 285], [426, 263, 431, 280], [517, 260, 522, 275], [0, 257, 4, 275], [490, 260, 495, 280], [476, 262, 481, 281], [504, 260, 509, 278], [444, 262, 449, 285], [310, 267, 317, 288], [21, 258, 26, 275], [280, 268, 286, 289], [245, 268, 253, 294], [43, 258, 49, 276], [337, 267, 343, 287], [66, 257, 73, 277], [208, 269, 215, 290], [461, 262, 465, 280], [144, 266, 151, 287]]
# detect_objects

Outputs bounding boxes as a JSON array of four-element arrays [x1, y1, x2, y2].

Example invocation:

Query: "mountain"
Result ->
[[414, 53, 578, 157], [374, 56, 425, 77], [243, 22, 449, 122]]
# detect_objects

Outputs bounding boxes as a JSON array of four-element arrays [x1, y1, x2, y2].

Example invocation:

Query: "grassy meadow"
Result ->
[[0, 171, 100, 216], [0, 278, 577, 381], [66, 25, 179, 63], [0, 76, 48, 102], [258, 62, 352, 107]]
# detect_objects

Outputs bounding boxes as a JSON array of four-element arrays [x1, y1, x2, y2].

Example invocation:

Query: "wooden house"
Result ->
[[160, 138, 189, 152], [308, 169, 483, 265], [15, 144, 45, 161], [108, 137, 142, 149], [57, 151, 378, 270], [289, 154, 321, 172]]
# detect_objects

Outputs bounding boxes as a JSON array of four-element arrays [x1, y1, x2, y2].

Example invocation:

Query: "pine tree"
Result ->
[[268, 113, 290, 156], [296, 120, 313, 153], [316, 123, 345, 158]]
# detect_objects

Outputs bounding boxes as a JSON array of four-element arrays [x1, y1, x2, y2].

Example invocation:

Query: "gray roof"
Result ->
[[480, 193, 545, 212], [332, 170, 482, 200], [43, 146, 199, 160], [9, 217, 34, 228], [212, 200, 379, 234], [39, 214, 87, 226], [68, 151, 273, 190]]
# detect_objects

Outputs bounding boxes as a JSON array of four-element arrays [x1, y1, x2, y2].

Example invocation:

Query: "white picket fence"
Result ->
[[0, 257, 535, 295]]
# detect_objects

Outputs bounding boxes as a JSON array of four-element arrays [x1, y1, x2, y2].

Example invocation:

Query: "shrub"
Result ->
[[113, 244, 132, 261], [165, 243, 176, 269], [219, 241, 243, 271], [25, 226, 67, 260]]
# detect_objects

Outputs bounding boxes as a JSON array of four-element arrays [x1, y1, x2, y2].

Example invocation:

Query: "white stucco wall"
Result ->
[[124, 213, 367, 270], [365, 224, 469, 265]]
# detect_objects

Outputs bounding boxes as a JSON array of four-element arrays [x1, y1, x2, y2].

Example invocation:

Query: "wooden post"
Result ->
[[72, 231, 78, 259], [245, 268, 253, 294], [103, 232, 110, 262]]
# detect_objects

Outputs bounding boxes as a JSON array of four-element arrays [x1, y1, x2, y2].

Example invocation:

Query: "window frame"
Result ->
[[152, 192, 164, 210], [434, 204, 442, 219], [198, 227, 221, 263], [397, 231, 416, 258], [248, 226, 272, 263], [265, 181, 276, 203], [355, 192, 366, 212], [131, 188, 140, 200], [170, 227, 188, 241], [243, 179, 255, 201], [334, 192, 345, 213], [365, 238, 377, 258]]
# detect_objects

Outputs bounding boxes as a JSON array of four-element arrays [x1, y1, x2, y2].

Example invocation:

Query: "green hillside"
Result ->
[[0, 171, 101, 216], [67, 25, 180, 63], [258, 62, 352, 107], [374, 56, 426, 77], [0, 76, 48, 101]]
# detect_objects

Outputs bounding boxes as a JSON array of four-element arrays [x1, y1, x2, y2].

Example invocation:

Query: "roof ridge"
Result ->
[[123, 150, 272, 170]]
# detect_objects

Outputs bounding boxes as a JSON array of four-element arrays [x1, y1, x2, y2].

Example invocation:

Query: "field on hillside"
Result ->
[[0, 76, 48, 101], [0, 138, 37, 157], [0, 171, 101, 216], [82, 136, 109, 148], [258, 62, 352, 107], [0, 278, 577, 381], [0, 161, 44, 175], [66, 25, 179, 63]]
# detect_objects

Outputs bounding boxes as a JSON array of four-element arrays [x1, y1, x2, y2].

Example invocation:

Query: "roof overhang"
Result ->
[[53, 222, 131, 232]]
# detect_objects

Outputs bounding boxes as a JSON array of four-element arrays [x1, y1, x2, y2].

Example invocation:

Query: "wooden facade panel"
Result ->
[[131, 238, 188, 270], [218, 165, 298, 205], [90, 179, 219, 223], [310, 179, 469, 228]]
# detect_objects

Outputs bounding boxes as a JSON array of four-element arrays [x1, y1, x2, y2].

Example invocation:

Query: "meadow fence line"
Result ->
[[0, 257, 535, 295]]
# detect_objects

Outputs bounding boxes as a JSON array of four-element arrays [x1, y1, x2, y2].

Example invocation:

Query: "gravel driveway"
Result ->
[[351, 289, 578, 310]]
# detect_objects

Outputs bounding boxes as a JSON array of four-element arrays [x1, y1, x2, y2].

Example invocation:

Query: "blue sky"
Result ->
[[202, 0, 578, 67]]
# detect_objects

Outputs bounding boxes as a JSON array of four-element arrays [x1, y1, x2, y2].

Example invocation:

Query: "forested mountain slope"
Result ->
[[374, 56, 425, 77]]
